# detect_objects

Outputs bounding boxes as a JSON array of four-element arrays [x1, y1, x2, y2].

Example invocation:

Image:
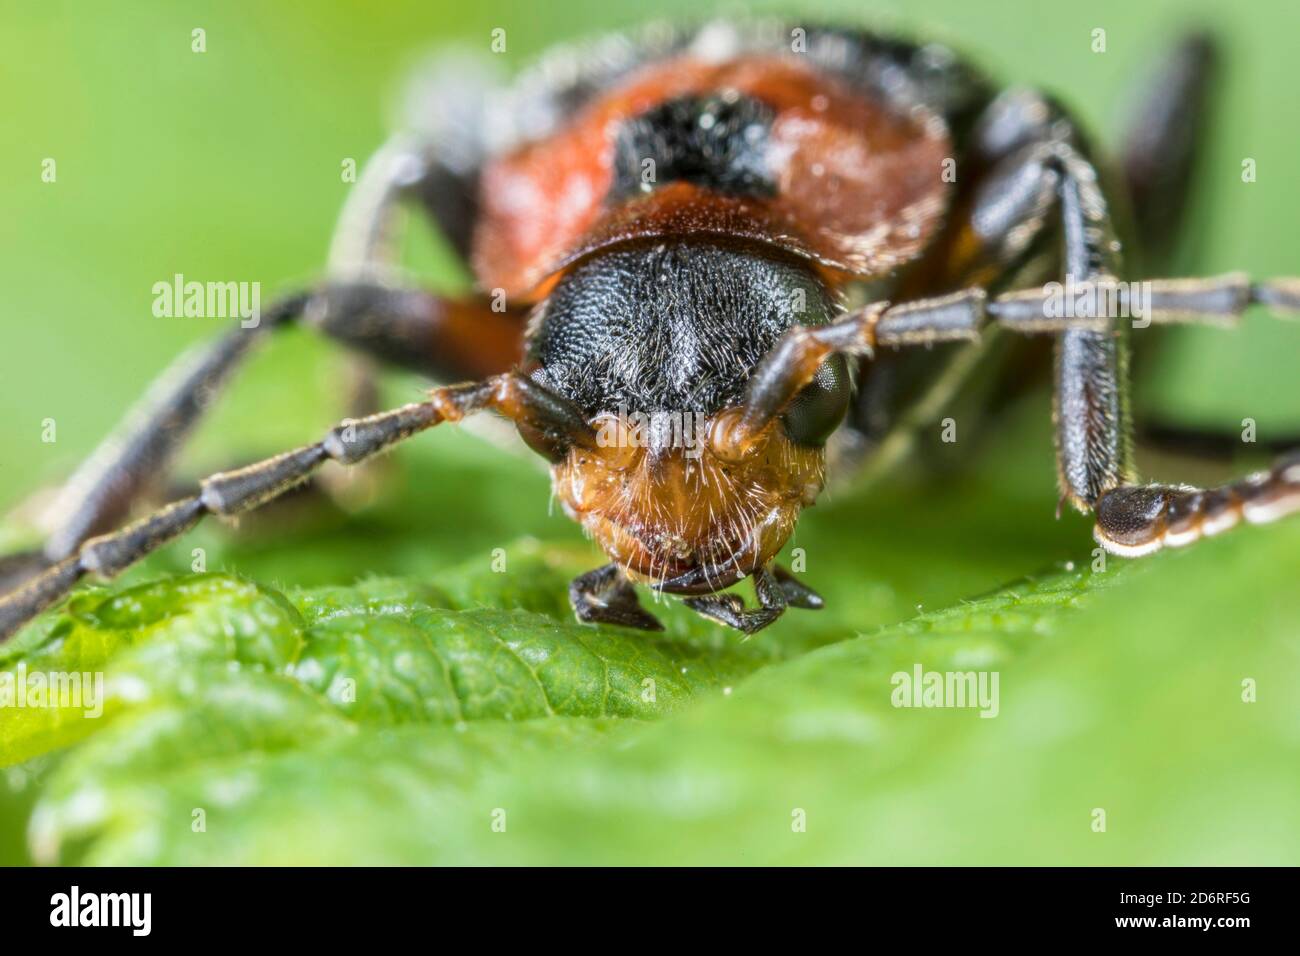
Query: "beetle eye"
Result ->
[[780, 354, 851, 448]]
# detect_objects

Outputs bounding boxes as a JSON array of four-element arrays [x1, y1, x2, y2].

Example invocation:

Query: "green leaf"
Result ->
[[15, 512, 1300, 865], [0, 576, 303, 766], [6, 541, 817, 863]]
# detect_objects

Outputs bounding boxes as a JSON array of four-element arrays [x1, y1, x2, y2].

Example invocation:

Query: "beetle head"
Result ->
[[528, 236, 849, 591]]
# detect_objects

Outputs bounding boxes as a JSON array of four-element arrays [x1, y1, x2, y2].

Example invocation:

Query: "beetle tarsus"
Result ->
[[569, 564, 664, 632], [1094, 453, 1300, 557], [772, 565, 824, 610], [684, 566, 788, 636]]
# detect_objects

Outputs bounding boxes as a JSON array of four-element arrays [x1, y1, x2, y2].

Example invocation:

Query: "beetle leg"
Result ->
[[11, 87, 524, 576], [306, 281, 526, 382], [30, 291, 311, 565], [321, 116, 524, 476], [331, 46, 512, 279], [12, 284, 527, 578], [884, 137, 1299, 522], [1009, 142, 1300, 515], [0, 373, 593, 642], [684, 566, 787, 636], [1094, 454, 1300, 556], [328, 133, 486, 279], [1138, 422, 1300, 461], [1054, 311, 1132, 510], [772, 564, 824, 609], [1119, 33, 1218, 270], [727, 99, 1300, 555], [892, 146, 1300, 551], [328, 136, 435, 279], [569, 563, 663, 632], [0, 551, 56, 596]]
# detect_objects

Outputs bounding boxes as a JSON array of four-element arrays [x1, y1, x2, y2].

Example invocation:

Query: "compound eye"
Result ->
[[780, 354, 851, 448]]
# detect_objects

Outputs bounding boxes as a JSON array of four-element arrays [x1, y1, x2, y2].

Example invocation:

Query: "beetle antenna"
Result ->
[[0, 374, 594, 642]]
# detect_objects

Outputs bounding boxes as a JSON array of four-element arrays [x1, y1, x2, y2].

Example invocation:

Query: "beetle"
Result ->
[[2, 20, 1298, 639]]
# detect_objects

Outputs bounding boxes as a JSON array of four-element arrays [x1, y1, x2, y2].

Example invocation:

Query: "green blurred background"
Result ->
[[1, 0, 1299, 866]]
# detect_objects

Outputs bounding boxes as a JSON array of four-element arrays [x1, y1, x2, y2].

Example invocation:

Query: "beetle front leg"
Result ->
[[943, 137, 1300, 553], [684, 566, 789, 637], [1093, 457, 1300, 556], [718, 124, 1300, 560], [569, 564, 663, 632], [772, 564, 824, 609], [31, 291, 312, 564], [8, 283, 527, 579]]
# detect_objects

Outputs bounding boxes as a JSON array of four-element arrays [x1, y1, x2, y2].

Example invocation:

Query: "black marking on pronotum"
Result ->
[[610, 93, 778, 201]]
